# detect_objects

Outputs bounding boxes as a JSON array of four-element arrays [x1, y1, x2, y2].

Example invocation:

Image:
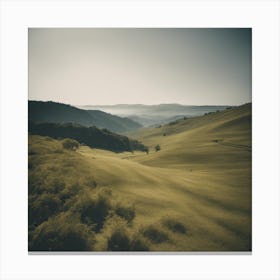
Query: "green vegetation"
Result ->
[[154, 144, 161, 152], [142, 225, 169, 243], [28, 137, 152, 251], [28, 121, 147, 153], [115, 203, 135, 224], [162, 218, 187, 234], [30, 214, 95, 251], [78, 189, 112, 232], [29, 100, 142, 133], [29, 103, 251, 251], [62, 138, 80, 151]]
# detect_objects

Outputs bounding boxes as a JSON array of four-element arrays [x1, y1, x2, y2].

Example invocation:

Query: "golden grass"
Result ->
[[29, 103, 251, 251]]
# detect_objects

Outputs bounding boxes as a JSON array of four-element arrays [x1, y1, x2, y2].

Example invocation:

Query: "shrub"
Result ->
[[79, 189, 112, 232], [142, 225, 169, 243], [130, 236, 149, 251], [162, 218, 187, 234], [115, 203, 135, 224], [30, 215, 95, 251], [62, 138, 80, 151], [84, 177, 97, 189], [155, 145, 161, 152], [101, 215, 130, 251], [107, 228, 131, 251], [29, 193, 62, 225], [103, 216, 149, 251], [59, 184, 81, 207]]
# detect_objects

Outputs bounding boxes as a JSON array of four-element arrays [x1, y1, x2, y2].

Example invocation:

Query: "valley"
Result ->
[[28, 103, 251, 252]]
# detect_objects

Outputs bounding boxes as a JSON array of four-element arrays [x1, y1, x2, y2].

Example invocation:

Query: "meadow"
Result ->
[[28, 103, 251, 251]]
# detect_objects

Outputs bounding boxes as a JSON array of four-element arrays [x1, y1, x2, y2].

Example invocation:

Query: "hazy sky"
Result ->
[[29, 28, 251, 106]]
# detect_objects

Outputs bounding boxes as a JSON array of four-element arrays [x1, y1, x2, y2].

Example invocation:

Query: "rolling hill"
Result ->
[[28, 101, 142, 133], [28, 103, 251, 251], [80, 103, 231, 126]]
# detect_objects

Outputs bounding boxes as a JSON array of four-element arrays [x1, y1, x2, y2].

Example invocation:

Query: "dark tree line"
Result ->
[[28, 121, 147, 153]]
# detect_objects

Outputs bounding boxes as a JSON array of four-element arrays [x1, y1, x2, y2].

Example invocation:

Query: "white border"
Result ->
[[0, 0, 279, 279]]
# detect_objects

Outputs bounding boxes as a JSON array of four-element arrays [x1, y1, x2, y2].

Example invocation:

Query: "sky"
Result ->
[[29, 28, 251, 106]]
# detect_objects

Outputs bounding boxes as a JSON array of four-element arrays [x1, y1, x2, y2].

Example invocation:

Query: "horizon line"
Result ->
[[28, 99, 250, 107]]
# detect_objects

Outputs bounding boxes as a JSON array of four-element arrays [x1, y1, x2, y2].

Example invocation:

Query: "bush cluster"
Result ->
[[62, 138, 80, 151], [28, 174, 142, 251], [30, 214, 95, 251], [28, 137, 182, 252], [101, 216, 149, 251], [162, 218, 187, 234], [142, 225, 169, 243]]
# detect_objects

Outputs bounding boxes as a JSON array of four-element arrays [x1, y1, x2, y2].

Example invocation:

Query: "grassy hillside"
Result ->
[[128, 103, 251, 168], [28, 103, 251, 251], [29, 100, 142, 133]]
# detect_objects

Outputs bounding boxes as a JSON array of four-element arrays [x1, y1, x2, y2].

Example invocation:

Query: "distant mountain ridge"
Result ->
[[28, 101, 142, 133], [79, 104, 232, 127]]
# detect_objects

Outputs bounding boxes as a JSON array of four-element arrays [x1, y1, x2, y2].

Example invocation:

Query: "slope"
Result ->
[[28, 121, 147, 153], [128, 103, 251, 169], [80, 104, 231, 126], [87, 110, 141, 132], [28, 100, 142, 133], [28, 103, 251, 251]]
